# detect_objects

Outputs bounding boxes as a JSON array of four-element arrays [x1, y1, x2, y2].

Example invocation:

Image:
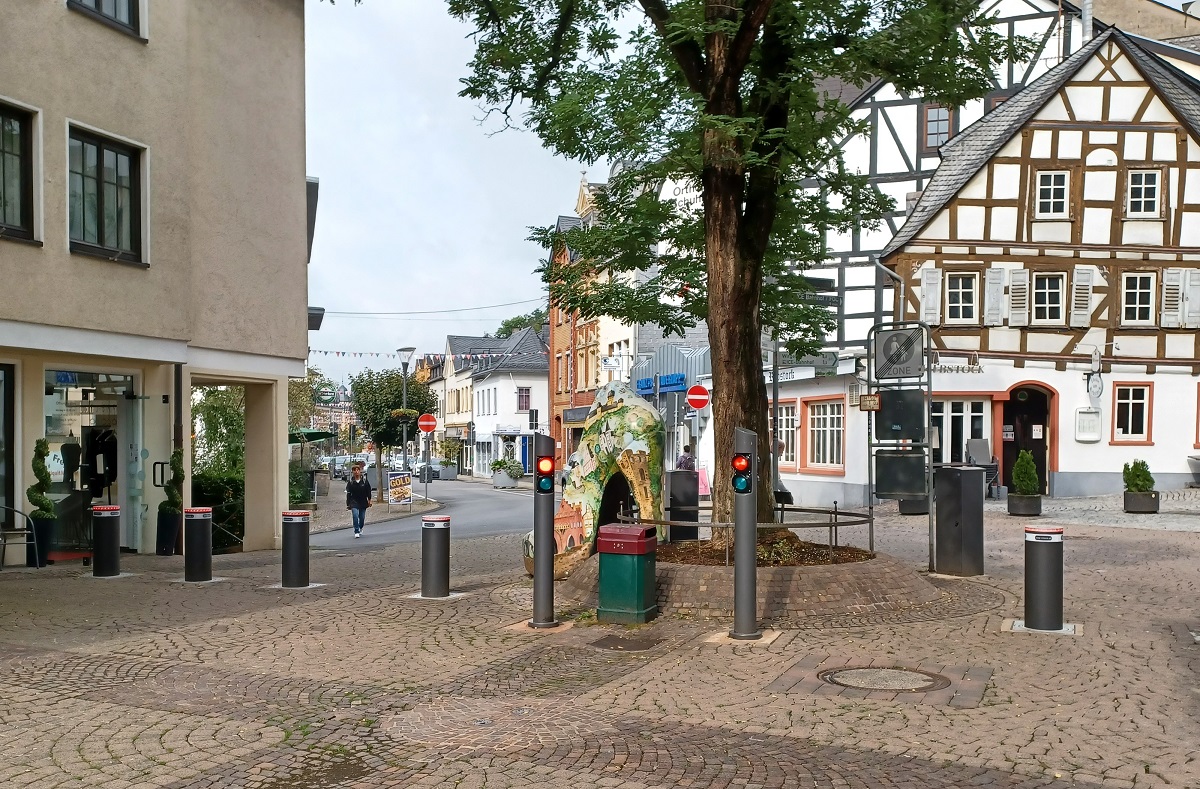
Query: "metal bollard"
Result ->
[[92, 505, 121, 577], [184, 507, 213, 582], [730, 427, 762, 640], [1024, 525, 1064, 630], [421, 515, 450, 598], [282, 510, 310, 588]]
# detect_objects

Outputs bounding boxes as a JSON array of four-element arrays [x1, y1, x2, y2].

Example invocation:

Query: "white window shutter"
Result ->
[[921, 267, 943, 326], [1009, 269, 1030, 327], [847, 381, 860, 406], [1183, 269, 1200, 329], [983, 267, 1006, 326], [1068, 268, 1094, 328], [1160, 268, 1184, 328]]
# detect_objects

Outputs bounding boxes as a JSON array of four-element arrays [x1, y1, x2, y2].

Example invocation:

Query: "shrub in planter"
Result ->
[[1008, 449, 1042, 516], [1122, 459, 1158, 513], [156, 448, 185, 555], [25, 438, 56, 567], [491, 458, 525, 487]]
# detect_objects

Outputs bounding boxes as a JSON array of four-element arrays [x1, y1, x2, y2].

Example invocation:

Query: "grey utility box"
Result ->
[[934, 466, 984, 577]]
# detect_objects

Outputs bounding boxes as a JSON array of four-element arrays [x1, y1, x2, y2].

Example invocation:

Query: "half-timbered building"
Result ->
[[877, 28, 1200, 497]]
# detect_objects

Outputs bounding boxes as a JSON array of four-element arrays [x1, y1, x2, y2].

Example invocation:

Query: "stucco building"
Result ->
[[0, 0, 310, 558]]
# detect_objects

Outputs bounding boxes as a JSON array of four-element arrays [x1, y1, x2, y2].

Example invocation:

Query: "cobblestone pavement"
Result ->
[[0, 499, 1197, 787]]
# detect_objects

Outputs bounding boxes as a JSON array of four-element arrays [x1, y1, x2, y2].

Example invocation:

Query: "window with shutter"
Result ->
[[1160, 269, 1183, 328], [1069, 268, 1094, 328], [1009, 269, 1030, 327], [921, 268, 943, 325], [847, 381, 860, 406], [1183, 269, 1200, 329], [983, 267, 1005, 326]]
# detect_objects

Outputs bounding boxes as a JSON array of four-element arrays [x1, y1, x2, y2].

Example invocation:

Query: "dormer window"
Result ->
[[1035, 171, 1070, 219]]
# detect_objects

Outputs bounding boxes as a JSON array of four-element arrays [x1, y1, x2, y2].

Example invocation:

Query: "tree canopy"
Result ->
[[348, 369, 439, 494], [288, 366, 335, 429], [449, 0, 1028, 521], [494, 307, 549, 338]]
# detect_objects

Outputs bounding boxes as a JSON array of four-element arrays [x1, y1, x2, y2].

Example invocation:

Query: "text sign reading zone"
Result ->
[[874, 328, 925, 379]]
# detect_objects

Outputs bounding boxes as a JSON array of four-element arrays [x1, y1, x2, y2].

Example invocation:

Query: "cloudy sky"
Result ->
[[304, 1, 590, 385]]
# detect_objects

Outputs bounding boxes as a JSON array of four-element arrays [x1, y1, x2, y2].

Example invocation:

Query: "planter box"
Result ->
[[1123, 490, 1159, 513], [441, 465, 458, 481], [1007, 494, 1041, 516], [493, 471, 517, 489]]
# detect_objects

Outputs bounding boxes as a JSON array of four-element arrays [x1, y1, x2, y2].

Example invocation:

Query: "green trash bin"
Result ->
[[596, 523, 658, 623]]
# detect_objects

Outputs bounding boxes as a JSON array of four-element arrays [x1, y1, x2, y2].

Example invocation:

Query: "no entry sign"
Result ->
[[685, 384, 710, 410], [417, 413, 438, 433]]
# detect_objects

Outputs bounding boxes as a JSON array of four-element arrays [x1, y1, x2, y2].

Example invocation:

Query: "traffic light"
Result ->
[[731, 453, 752, 494], [535, 455, 555, 494]]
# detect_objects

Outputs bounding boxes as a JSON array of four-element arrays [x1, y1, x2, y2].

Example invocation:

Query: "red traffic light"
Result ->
[[731, 454, 751, 473], [536, 456, 555, 475]]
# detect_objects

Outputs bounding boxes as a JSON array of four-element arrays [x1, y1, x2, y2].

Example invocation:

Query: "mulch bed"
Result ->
[[656, 530, 873, 568]]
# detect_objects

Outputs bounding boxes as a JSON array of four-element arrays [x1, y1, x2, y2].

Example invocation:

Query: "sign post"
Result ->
[[417, 414, 437, 502], [685, 384, 709, 460]]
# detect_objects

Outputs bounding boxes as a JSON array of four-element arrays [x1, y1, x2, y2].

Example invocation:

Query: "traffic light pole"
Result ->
[[730, 427, 762, 640], [529, 432, 559, 628]]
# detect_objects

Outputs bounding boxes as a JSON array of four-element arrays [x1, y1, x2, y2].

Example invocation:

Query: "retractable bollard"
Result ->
[[1024, 526, 1064, 630], [92, 505, 121, 577], [184, 507, 213, 582], [282, 510, 310, 588], [421, 515, 451, 597]]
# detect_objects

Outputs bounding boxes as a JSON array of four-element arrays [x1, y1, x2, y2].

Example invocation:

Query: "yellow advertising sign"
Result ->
[[387, 471, 412, 505]]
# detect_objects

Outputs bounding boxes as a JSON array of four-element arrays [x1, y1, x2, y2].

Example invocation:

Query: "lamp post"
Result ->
[[397, 346, 416, 471]]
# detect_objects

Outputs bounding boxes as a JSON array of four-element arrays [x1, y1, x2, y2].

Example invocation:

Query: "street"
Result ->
[[311, 479, 536, 548]]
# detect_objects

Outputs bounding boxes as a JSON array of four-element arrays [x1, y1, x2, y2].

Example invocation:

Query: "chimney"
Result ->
[[1082, 0, 1093, 40]]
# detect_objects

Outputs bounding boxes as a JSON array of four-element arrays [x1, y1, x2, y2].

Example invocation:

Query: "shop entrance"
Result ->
[[1002, 386, 1050, 494], [44, 370, 144, 556], [0, 365, 13, 534]]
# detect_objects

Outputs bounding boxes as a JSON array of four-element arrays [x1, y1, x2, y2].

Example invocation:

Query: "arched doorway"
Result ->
[[597, 471, 633, 528], [1002, 384, 1053, 494]]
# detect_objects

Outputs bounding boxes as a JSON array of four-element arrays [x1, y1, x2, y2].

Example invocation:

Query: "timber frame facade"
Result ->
[[879, 28, 1200, 497]]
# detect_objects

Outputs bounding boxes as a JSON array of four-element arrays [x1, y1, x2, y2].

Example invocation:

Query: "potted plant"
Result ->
[[25, 438, 57, 567], [1007, 449, 1042, 516], [156, 448, 185, 555], [438, 438, 461, 481], [491, 458, 525, 488], [1122, 459, 1159, 513]]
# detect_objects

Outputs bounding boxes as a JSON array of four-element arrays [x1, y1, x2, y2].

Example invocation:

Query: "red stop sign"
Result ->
[[417, 413, 437, 433], [685, 384, 710, 410]]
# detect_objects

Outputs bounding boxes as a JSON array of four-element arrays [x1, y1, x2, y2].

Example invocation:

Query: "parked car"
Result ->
[[412, 461, 444, 480], [330, 455, 356, 480]]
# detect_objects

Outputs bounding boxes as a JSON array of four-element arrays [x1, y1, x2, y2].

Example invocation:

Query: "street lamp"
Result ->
[[397, 346, 416, 471]]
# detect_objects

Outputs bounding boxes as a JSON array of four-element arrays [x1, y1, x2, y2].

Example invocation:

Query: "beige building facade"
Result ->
[[0, 0, 308, 559]]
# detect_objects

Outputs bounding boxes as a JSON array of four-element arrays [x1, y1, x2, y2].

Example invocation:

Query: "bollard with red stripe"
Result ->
[[184, 507, 213, 582], [421, 515, 451, 598], [91, 505, 121, 578], [282, 510, 310, 588]]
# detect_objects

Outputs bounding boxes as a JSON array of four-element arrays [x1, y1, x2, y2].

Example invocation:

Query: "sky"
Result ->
[[304, 1, 590, 386]]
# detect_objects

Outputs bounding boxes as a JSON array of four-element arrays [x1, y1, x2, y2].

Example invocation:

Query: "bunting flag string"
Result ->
[[309, 349, 549, 360]]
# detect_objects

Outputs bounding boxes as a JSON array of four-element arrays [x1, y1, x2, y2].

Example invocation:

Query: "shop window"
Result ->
[[1035, 171, 1070, 219], [1112, 384, 1152, 443], [931, 400, 988, 464], [1121, 272, 1156, 326], [0, 104, 33, 240], [69, 127, 141, 263]]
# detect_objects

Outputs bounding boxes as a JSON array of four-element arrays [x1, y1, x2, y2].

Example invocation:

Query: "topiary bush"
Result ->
[[158, 448, 185, 516], [26, 438, 56, 520], [1122, 459, 1155, 492], [1011, 449, 1041, 496]]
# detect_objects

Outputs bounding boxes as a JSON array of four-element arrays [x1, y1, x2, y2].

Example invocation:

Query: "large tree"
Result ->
[[288, 366, 335, 430], [494, 307, 549, 338], [448, 0, 1027, 522], [348, 369, 439, 497]]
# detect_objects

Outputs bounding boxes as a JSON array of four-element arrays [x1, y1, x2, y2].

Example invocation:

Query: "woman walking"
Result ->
[[345, 462, 373, 538]]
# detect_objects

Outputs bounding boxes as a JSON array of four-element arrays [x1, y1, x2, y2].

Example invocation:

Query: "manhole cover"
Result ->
[[590, 635, 664, 652], [818, 667, 950, 692]]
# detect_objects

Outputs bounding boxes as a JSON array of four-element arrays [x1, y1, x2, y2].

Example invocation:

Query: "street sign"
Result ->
[[798, 293, 842, 307], [685, 384, 710, 410], [315, 385, 336, 404], [859, 394, 881, 411], [417, 413, 437, 433], [874, 327, 925, 379]]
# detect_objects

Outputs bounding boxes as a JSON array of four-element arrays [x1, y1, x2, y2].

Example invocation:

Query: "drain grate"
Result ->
[[818, 667, 950, 692], [590, 635, 664, 652]]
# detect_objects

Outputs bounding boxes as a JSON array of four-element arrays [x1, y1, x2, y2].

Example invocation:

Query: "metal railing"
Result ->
[[0, 504, 39, 569]]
